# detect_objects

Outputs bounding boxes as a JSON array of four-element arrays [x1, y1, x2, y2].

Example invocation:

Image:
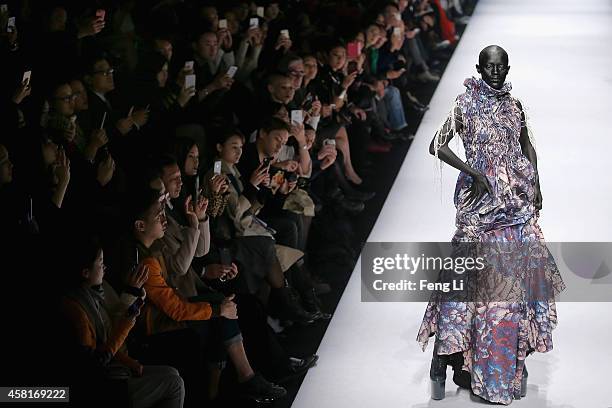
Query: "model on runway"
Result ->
[[416, 45, 565, 405]]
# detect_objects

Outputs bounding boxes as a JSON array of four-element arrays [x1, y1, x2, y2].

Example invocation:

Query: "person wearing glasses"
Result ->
[[417, 45, 565, 405], [81, 54, 149, 141]]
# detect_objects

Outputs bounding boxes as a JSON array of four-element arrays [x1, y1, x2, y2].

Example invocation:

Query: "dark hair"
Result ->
[[67, 235, 102, 283], [277, 53, 302, 75], [260, 116, 291, 134], [134, 51, 168, 82], [155, 154, 179, 177], [216, 128, 245, 146], [325, 39, 346, 54], [266, 71, 291, 85], [167, 137, 198, 175], [128, 187, 162, 226], [82, 52, 110, 76], [46, 80, 72, 102], [192, 29, 217, 44]]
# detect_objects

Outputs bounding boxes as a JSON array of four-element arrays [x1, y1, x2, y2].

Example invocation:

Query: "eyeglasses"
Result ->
[[93, 68, 114, 77], [289, 70, 305, 77], [53, 94, 77, 103]]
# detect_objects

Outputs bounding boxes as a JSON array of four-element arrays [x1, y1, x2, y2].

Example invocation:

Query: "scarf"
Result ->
[[65, 285, 109, 345]]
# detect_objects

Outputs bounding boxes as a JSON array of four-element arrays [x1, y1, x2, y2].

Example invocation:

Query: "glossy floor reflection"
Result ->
[[293, 0, 612, 406]]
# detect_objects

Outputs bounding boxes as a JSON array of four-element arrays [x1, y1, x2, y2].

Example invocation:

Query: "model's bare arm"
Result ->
[[516, 100, 542, 210], [516, 101, 538, 175], [428, 105, 480, 179], [429, 105, 492, 206]]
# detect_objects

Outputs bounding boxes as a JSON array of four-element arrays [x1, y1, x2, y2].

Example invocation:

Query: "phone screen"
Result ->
[[193, 176, 199, 209], [226, 66, 238, 78], [347, 42, 361, 59], [214, 160, 222, 175], [7, 16, 16, 32], [185, 74, 196, 89], [291, 110, 303, 125], [219, 247, 232, 266], [22, 70, 32, 85]]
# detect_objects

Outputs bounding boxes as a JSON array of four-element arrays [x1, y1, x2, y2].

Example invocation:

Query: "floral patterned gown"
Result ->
[[417, 77, 565, 405]]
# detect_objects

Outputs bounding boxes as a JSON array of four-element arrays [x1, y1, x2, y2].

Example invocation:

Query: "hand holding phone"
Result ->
[[323, 138, 336, 147], [96, 9, 105, 21], [192, 176, 200, 211], [262, 156, 273, 168], [226, 66, 238, 78], [347, 42, 361, 59], [280, 29, 290, 39], [22, 70, 31, 86], [185, 74, 196, 89], [291, 110, 303, 125], [7, 16, 16, 32], [127, 297, 144, 317], [219, 247, 232, 266]]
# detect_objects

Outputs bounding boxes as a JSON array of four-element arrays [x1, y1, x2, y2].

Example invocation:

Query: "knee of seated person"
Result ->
[[162, 365, 181, 378], [387, 85, 401, 97]]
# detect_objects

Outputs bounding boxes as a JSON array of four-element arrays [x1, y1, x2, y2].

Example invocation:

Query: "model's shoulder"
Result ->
[[454, 92, 470, 109]]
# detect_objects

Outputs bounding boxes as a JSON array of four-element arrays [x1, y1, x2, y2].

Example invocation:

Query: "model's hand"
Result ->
[[534, 182, 542, 211], [464, 173, 492, 207]]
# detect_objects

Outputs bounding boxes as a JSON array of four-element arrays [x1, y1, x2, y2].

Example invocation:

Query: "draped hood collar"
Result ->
[[464, 76, 512, 98]]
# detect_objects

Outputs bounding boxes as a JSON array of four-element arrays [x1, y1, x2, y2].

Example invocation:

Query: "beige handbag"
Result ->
[[274, 244, 304, 272], [282, 188, 315, 217]]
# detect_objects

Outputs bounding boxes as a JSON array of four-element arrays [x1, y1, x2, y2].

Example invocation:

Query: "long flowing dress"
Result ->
[[416, 77, 566, 405]]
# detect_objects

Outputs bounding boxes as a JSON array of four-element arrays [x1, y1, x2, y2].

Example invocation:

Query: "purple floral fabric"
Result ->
[[417, 78, 565, 405]]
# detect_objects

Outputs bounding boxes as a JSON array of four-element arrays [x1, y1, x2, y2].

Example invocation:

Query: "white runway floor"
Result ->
[[293, 0, 612, 407]]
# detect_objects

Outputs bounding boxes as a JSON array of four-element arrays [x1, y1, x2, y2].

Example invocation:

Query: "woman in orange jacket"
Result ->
[[61, 235, 185, 408]]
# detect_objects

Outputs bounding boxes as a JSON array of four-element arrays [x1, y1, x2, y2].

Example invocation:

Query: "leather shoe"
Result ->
[[345, 189, 376, 202], [273, 355, 319, 384], [339, 199, 364, 214]]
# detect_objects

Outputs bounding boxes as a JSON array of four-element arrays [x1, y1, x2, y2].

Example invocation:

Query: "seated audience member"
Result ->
[[124, 187, 287, 404], [61, 235, 185, 408]]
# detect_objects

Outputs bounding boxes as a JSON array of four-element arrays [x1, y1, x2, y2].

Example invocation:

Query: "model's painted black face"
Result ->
[[476, 51, 510, 90]]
